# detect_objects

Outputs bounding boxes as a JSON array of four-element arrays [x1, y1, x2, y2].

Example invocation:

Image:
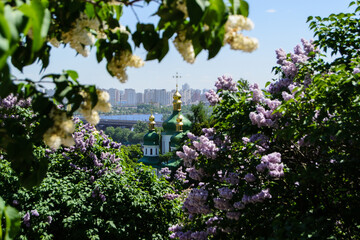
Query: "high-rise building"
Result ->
[[124, 88, 136, 106], [108, 88, 120, 106], [136, 92, 144, 105], [182, 83, 190, 91]]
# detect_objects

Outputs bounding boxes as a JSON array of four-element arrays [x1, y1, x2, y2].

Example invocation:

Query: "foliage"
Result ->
[[0, 197, 20, 240], [186, 101, 212, 136], [0, 120, 181, 239], [104, 120, 148, 144], [120, 144, 144, 167], [170, 2, 360, 239], [0, 0, 253, 188]]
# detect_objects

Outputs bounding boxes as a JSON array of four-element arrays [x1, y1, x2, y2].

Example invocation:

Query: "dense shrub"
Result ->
[[0, 120, 181, 239]]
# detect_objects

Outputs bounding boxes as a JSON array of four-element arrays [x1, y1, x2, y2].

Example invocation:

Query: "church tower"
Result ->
[[161, 85, 191, 154]]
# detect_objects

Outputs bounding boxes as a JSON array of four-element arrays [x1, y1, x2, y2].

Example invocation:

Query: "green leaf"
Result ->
[[65, 70, 79, 83], [4, 205, 20, 240], [187, 0, 206, 24], [239, 0, 249, 17]]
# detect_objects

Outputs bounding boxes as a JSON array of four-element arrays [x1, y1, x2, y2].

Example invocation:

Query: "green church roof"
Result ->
[[170, 131, 187, 148], [162, 111, 191, 135], [138, 156, 162, 168], [143, 130, 159, 145]]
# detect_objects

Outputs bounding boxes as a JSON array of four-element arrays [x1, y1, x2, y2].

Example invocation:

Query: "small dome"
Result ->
[[143, 131, 159, 145], [149, 113, 155, 122]]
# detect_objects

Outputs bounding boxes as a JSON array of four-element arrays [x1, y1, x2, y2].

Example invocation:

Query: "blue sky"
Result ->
[[14, 0, 353, 91]]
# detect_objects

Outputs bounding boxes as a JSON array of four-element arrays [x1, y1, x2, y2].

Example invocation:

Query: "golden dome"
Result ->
[[176, 114, 183, 132], [148, 113, 156, 130], [149, 113, 155, 122], [173, 84, 182, 111]]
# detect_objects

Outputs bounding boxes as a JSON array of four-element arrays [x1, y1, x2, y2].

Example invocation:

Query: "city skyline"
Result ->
[[13, 1, 352, 92]]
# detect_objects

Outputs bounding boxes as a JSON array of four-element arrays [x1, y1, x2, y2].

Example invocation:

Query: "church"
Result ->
[[138, 85, 191, 171]]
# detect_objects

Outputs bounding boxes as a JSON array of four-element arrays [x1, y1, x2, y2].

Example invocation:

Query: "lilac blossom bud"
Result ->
[[12, 200, 19, 205], [213, 197, 232, 211], [233, 201, 245, 210], [160, 167, 171, 179], [99, 194, 106, 202], [186, 132, 197, 141], [275, 48, 287, 65], [47, 216, 53, 224], [353, 68, 360, 74]]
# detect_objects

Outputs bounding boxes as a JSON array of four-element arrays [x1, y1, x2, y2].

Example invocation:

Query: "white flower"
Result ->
[[43, 108, 75, 149], [79, 90, 112, 125], [224, 15, 258, 53], [107, 51, 145, 83], [173, 31, 195, 64]]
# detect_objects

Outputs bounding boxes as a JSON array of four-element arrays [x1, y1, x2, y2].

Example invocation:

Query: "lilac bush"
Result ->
[[169, 31, 360, 238]]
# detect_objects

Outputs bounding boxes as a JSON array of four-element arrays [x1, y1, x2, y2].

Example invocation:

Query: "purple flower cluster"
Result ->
[[226, 211, 241, 220], [205, 89, 220, 106], [23, 212, 31, 227], [215, 75, 238, 92], [186, 167, 205, 181], [202, 128, 215, 139], [183, 188, 211, 215], [249, 99, 281, 128], [193, 136, 219, 159], [256, 152, 284, 178], [224, 172, 239, 185], [177, 145, 199, 167], [241, 189, 272, 205], [213, 197, 232, 210], [244, 173, 256, 182], [31, 209, 39, 217], [175, 167, 187, 183], [218, 187, 233, 199], [249, 83, 264, 102], [163, 193, 179, 200], [186, 132, 197, 141], [160, 167, 171, 179], [268, 78, 293, 94], [0, 94, 31, 110]]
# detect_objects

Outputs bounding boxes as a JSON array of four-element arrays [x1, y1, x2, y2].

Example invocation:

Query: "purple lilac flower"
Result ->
[[160, 167, 171, 179], [186, 167, 205, 181], [47, 216, 53, 224], [186, 132, 197, 141], [242, 189, 272, 205], [244, 173, 256, 183], [175, 167, 187, 182], [183, 188, 211, 215], [249, 83, 264, 102], [31, 209, 39, 217], [213, 197, 232, 211], [226, 211, 241, 220], [99, 194, 106, 202], [256, 152, 284, 177], [353, 68, 360, 74], [205, 89, 220, 106], [176, 145, 199, 167], [206, 216, 221, 225], [23, 212, 31, 227], [193, 136, 219, 159], [218, 187, 233, 200], [225, 172, 239, 185], [163, 193, 179, 200], [12, 200, 19, 205], [275, 48, 287, 65], [190, 231, 208, 240], [233, 201, 245, 210], [215, 75, 237, 92], [301, 38, 316, 55], [202, 128, 215, 139]]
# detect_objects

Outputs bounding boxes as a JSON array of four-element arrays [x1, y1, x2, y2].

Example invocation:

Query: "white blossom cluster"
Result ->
[[224, 15, 258, 52], [43, 108, 75, 149], [50, 13, 101, 57], [107, 51, 145, 83], [79, 90, 112, 125], [173, 30, 195, 64]]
